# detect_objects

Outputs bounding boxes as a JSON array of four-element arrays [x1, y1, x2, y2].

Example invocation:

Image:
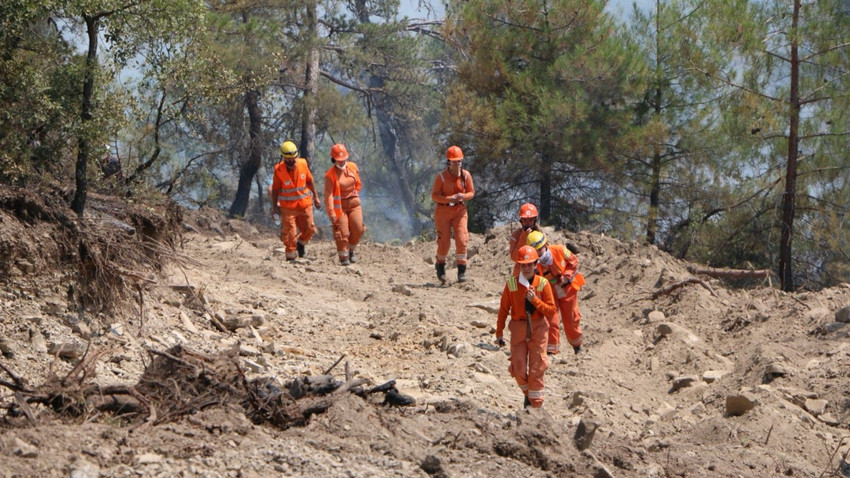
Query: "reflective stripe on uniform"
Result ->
[[537, 277, 548, 291], [507, 277, 518, 292], [455, 254, 467, 261], [528, 389, 545, 399], [332, 194, 342, 214], [278, 186, 311, 203]]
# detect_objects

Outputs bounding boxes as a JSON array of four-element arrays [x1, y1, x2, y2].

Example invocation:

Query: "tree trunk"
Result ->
[[299, 0, 319, 164], [779, 0, 800, 292], [539, 151, 552, 222], [70, 15, 99, 217], [647, 7, 662, 245], [355, 0, 425, 234], [373, 95, 424, 235], [229, 89, 263, 217], [254, 173, 265, 214]]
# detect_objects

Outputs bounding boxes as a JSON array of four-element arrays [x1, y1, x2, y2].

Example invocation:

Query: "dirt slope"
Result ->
[[1, 204, 849, 478]]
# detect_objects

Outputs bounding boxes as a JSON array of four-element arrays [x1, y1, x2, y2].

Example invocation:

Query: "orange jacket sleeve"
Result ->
[[270, 163, 282, 206], [431, 172, 447, 205], [323, 168, 335, 217], [496, 282, 512, 338], [459, 170, 474, 201], [563, 248, 579, 279], [509, 228, 527, 263]]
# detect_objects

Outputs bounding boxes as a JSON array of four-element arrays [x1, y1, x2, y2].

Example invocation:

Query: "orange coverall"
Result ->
[[323, 162, 364, 261], [270, 158, 318, 260], [536, 244, 583, 352], [431, 169, 474, 266], [496, 274, 557, 408]]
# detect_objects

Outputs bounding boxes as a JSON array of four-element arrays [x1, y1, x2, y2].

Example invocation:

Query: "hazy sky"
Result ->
[[399, 0, 656, 21]]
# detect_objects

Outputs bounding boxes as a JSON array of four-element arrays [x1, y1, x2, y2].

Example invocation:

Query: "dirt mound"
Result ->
[[1, 195, 849, 477], [0, 186, 182, 312]]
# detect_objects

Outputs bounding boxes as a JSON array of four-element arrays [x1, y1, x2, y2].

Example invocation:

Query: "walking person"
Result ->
[[526, 231, 585, 355], [269, 140, 321, 261], [509, 203, 541, 276], [495, 245, 558, 408], [431, 145, 475, 283], [323, 143, 365, 266]]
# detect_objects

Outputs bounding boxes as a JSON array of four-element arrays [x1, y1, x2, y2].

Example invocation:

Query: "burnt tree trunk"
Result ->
[[298, 0, 319, 164], [70, 14, 100, 217], [229, 88, 263, 217], [778, 0, 800, 292]]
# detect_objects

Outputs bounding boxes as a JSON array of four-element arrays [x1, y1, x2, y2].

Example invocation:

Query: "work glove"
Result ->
[[495, 336, 505, 347]]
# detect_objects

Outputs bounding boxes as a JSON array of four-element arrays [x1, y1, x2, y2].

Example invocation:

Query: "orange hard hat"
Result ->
[[519, 203, 538, 219], [331, 143, 349, 161], [516, 245, 539, 264], [446, 145, 464, 161]]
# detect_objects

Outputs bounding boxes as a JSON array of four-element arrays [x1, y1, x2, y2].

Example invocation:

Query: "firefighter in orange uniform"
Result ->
[[269, 140, 321, 261], [431, 145, 475, 283], [509, 203, 542, 276], [527, 231, 584, 355], [323, 143, 364, 266], [495, 245, 558, 408]]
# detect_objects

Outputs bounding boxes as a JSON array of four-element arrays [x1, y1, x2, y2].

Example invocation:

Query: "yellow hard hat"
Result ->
[[280, 140, 298, 158], [527, 230, 547, 250]]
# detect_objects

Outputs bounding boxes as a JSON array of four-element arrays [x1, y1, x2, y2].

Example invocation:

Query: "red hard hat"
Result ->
[[519, 203, 538, 219], [516, 245, 539, 264], [331, 143, 349, 161], [446, 145, 464, 161]]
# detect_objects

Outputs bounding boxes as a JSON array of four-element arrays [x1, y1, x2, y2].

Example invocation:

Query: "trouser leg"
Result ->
[[452, 208, 469, 265], [508, 320, 530, 398], [526, 316, 550, 407], [295, 206, 316, 244], [434, 207, 452, 264], [563, 288, 583, 348], [547, 306, 562, 354], [280, 208, 299, 260]]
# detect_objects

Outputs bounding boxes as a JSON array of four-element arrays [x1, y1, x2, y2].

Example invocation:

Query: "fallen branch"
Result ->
[[687, 265, 772, 279], [323, 354, 346, 375], [650, 278, 717, 300]]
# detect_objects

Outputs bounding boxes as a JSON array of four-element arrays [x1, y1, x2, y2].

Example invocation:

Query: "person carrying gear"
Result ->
[[526, 230, 585, 355], [495, 245, 558, 408], [323, 143, 365, 266], [269, 140, 321, 261], [431, 145, 475, 283], [509, 203, 542, 276]]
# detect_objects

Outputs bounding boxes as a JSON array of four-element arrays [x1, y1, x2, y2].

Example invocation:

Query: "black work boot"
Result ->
[[457, 264, 467, 283], [349, 250, 357, 263], [435, 263, 446, 283], [523, 395, 531, 408], [296, 241, 305, 258]]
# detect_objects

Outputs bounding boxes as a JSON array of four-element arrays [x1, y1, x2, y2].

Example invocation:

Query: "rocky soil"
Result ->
[[1, 195, 849, 477]]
